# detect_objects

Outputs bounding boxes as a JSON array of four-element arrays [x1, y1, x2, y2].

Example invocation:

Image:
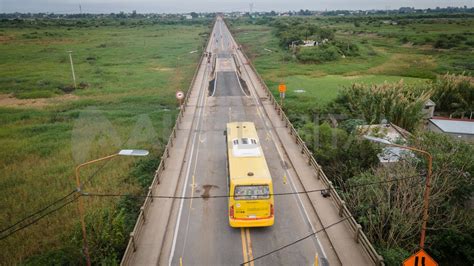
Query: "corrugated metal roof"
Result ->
[[430, 119, 474, 135]]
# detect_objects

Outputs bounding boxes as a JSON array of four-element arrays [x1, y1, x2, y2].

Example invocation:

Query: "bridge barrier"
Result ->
[[120, 34, 209, 265], [234, 38, 385, 266]]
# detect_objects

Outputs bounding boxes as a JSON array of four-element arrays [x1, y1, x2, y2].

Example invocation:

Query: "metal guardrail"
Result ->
[[120, 38, 209, 265], [235, 39, 385, 266]]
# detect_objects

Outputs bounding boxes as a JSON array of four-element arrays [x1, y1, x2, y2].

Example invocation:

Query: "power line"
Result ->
[[0, 190, 76, 235], [240, 215, 353, 265], [0, 195, 80, 241], [0, 171, 422, 240], [81, 174, 423, 200], [0, 154, 120, 240]]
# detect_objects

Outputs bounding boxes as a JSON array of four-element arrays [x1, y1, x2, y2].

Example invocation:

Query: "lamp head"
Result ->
[[118, 149, 149, 156], [363, 135, 392, 145]]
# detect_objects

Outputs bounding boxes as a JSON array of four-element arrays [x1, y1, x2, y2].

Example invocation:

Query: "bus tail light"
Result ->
[[270, 204, 274, 216], [230, 205, 234, 218]]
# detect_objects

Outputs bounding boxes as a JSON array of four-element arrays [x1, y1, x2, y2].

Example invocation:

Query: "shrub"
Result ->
[[433, 33, 468, 49], [299, 122, 380, 185], [334, 80, 432, 131], [333, 41, 360, 57], [430, 73, 474, 113], [296, 45, 339, 63]]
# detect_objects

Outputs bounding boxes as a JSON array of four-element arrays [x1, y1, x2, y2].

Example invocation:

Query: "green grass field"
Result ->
[[0, 20, 209, 263], [284, 74, 426, 105], [230, 17, 473, 111]]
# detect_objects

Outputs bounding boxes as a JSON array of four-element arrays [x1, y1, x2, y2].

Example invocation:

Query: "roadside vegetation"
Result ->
[[0, 17, 210, 264], [230, 14, 473, 265]]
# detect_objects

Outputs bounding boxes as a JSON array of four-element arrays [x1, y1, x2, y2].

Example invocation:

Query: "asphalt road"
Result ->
[[168, 18, 329, 266]]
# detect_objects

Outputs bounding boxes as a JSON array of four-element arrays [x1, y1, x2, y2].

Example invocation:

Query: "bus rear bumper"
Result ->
[[229, 217, 274, 228]]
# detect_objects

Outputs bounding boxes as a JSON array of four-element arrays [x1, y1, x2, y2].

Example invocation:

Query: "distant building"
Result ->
[[427, 117, 474, 142], [302, 40, 316, 47], [423, 99, 474, 142], [399, 7, 415, 13]]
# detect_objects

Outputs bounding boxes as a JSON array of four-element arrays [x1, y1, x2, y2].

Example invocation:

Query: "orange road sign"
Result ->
[[403, 249, 438, 266], [278, 83, 287, 93]]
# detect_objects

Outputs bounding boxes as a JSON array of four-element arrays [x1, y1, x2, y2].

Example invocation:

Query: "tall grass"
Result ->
[[431, 73, 474, 114], [0, 20, 209, 264], [336, 80, 432, 131]]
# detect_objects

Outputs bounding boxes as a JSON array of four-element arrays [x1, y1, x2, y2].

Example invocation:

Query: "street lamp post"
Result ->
[[67, 51, 77, 89], [364, 136, 433, 250], [75, 149, 149, 266]]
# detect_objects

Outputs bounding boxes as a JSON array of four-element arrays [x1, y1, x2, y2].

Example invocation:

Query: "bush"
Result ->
[[431, 73, 474, 113], [334, 41, 360, 57], [433, 33, 469, 49], [378, 247, 411, 266], [334, 80, 432, 131], [345, 132, 474, 265], [272, 18, 334, 49], [296, 45, 339, 63], [400, 36, 409, 44], [299, 122, 380, 186]]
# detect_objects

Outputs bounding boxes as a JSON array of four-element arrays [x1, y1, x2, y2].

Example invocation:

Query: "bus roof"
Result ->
[[227, 122, 271, 181]]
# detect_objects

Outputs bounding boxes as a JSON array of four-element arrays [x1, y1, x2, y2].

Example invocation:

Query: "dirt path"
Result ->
[[0, 93, 79, 109]]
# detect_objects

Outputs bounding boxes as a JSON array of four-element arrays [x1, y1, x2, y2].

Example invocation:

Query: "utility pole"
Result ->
[[79, 4, 82, 14], [67, 51, 77, 89]]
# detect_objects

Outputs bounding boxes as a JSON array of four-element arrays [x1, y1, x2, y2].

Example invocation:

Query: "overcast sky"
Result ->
[[1, 0, 473, 13]]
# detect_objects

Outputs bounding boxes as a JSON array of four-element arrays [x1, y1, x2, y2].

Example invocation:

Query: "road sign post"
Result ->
[[278, 83, 287, 106]]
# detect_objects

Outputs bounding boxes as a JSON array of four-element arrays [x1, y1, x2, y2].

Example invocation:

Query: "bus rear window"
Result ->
[[234, 185, 269, 200]]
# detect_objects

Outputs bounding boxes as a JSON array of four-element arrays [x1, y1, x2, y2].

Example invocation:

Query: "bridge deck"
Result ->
[[123, 17, 374, 266]]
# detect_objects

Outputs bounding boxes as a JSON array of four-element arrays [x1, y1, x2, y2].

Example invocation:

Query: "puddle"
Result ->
[[201, 184, 219, 200]]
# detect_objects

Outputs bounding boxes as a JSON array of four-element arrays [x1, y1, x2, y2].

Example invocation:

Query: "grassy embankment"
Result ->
[[231, 16, 473, 111], [0, 19, 208, 264]]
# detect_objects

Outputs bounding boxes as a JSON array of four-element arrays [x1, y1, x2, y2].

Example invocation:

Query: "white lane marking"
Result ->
[[227, 25, 328, 259], [211, 67, 218, 97], [180, 85, 208, 257], [168, 23, 216, 266]]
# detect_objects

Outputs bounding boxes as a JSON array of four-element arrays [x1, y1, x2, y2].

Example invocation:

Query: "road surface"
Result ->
[[124, 17, 375, 266], [166, 17, 330, 266]]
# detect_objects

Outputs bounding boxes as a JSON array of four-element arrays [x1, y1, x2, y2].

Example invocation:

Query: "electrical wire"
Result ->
[[0, 190, 76, 235], [0, 151, 123, 240], [81, 173, 424, 200], [0, 194, 80, 241], [0, 168, 422, 240], [240, 215, 353, 265]]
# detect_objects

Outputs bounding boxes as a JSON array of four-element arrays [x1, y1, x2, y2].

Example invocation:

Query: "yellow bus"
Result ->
[[225, 122, 274, 227]]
